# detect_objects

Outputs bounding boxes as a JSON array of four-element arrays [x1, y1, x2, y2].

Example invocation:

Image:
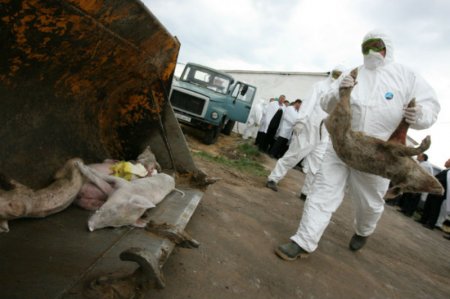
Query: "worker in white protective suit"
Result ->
[[243, 100, 265, 140], [275, 29, 440, 261], [265, 66, 345, 192]]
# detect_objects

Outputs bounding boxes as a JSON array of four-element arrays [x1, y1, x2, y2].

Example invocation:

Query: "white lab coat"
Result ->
[[436, 170, 450, 227], [419, 160, 435, 202], [243, 102, 264, 139], [276, 106, 301, 139], [291, 30, 440, 252], [258, 101, 283, 133]]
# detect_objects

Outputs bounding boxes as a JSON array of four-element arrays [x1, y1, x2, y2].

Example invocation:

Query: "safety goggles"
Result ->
[[331, 70, 342, 79], [361, 38, 386, 55]]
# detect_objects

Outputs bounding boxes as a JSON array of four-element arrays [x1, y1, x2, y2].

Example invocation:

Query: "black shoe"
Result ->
[[349, 234, 368, 251], [443, 234, 450, 240], [299, 193, 307, 201], [275, 242, 309, 261], [266, 180, 278, 192]]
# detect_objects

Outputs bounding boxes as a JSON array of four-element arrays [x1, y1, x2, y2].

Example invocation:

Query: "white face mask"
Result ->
[[363, 50, 385, 70]]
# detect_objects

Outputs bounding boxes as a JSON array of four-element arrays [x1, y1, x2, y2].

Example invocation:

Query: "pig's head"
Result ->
[[137, 146, 161, 174], [0, 196, 32, 233], [0, 196, 31, 220], [87, 195, 155, 231]]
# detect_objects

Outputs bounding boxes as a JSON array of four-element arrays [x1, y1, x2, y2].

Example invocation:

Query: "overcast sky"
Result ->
[[143, 0, 450, 167]]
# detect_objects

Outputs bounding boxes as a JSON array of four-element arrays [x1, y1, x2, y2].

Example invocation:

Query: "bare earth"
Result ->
[[148, 131, 450, 299]]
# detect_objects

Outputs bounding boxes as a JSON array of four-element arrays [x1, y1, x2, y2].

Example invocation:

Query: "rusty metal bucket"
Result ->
[[0, 0, 200, 188]]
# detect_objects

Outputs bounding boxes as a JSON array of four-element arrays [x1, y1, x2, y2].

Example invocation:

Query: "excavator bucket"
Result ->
[[0, 1, 205, 297], [0, 0, 202, 189]]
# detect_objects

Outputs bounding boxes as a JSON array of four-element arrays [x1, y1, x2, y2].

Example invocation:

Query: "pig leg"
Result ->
[[76, 161, 127, 194], [75, 183, 108, 210], [384, 135, 431, 157], [0, 219, 9, 233]]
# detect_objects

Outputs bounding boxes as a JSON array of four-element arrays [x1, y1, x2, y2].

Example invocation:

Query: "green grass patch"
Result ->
[[237, 142, 261, 159], [193, 149, 268, 177]]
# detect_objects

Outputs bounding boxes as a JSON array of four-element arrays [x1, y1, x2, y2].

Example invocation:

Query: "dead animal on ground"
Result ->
[[0, 158, 84, 233], [74, 146, 161, 211], [75, 161, 175, 231], [325, 68, 444, 199]]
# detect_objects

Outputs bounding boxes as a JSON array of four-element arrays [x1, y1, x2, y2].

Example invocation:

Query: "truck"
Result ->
[[0, 1, 206, 298], [170, 63, 257, 144]]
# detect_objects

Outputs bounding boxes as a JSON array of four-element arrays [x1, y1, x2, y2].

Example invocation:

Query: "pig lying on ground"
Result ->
[[325, 68, 444, 199], [75, 161, 175, 231], [0, 158, 84, 232], [74, 146, 161, 210], [74, 160, 116, 210]]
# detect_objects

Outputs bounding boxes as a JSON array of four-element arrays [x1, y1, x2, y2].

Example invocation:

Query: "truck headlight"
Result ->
[[211, 111, 219, 119]]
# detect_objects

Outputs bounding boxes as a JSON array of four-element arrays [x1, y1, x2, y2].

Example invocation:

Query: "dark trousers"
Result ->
[[420, 195, 445, 227], [269, 137, 289, 159], [260, 110, 283, 152], [399, 193, 421, 216], [255, 131, 265, 146]]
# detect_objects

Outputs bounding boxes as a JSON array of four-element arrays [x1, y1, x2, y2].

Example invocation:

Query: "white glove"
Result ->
[[403, 105, 422, 124], [292, 122, 304, 135], [340, 75, 355, 88]]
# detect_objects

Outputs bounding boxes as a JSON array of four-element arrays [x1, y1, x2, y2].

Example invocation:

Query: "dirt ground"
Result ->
[[147, 131, 450, 299]]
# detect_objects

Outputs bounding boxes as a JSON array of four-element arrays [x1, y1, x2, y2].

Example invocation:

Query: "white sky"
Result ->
[[143, 0, 450, 167]]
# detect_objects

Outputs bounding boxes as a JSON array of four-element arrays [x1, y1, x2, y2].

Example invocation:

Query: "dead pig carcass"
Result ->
[[325, 68, 444, 199], [0, 0, 206, 298]]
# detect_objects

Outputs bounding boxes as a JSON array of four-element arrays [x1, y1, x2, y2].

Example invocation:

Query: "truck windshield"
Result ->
[[181, 66, 231, 94]]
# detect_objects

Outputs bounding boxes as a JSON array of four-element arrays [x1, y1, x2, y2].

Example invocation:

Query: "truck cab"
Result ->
[[170, 63, 256, 144]]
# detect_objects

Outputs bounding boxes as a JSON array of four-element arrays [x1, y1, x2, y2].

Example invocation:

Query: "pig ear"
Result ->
[[130, 196, 155, 209], [384, 186, 402, 200]]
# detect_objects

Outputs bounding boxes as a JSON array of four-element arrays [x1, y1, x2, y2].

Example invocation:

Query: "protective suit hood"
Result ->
[[329, 64, 347, 80], [362, 30, 394, 67]]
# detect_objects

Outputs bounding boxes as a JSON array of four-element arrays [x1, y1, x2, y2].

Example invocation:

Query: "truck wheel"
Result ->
[[221, 120, 235, 136], [203, 125, 221, 145]]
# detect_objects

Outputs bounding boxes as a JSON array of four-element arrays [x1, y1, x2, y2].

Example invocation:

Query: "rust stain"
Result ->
[[1, 0, 180, 162], [118, 94, 153, 126], [67, 0, 104, 14]]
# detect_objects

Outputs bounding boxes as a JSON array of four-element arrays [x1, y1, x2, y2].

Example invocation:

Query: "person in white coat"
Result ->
[[269, 99, 302, 158], [275, 29, 440, 260], [243, 100, 264, 140], [265, 66, 345, 191], [255, 97, 284, 151]]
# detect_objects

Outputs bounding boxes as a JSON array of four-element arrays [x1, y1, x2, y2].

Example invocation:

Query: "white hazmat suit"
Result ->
[[267, 66, 346, 185], [290, 30, 440, 253]]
